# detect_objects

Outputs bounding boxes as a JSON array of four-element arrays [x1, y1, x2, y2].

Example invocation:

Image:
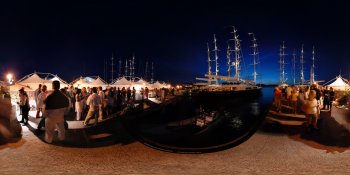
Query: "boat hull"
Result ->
[[193, 87, 262, 98]]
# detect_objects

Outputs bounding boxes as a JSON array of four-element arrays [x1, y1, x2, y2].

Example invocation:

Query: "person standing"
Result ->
[[329, 87, 335, 111], [18, 88, 30, 125], [36, 85, 48, 118], [273, 87, 282, 113], [121, 87, 126, 104], [286, 86, 292, 101], [83, 87, 102, 126], [36, 85, 49, 130], [97, 86, 105, 121], [322, 86, 330, 110], [126, 87, 131, 103], [145, 87, 149, 99], [302, 90, 319, 132], [140, 88, 144, 101], [75, 89, 83, 120], [43, 81, 69, 143], [132, 87, 136, 102], [291, 87, 299, 114], [34, 84, 42, 107]]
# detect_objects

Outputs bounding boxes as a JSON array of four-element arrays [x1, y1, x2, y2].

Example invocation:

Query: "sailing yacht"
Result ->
[[194, 27, 261, 96]]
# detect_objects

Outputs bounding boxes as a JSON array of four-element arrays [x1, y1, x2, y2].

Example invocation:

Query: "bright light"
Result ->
[[6, 73, 13, 81], [6, 73, 14, 84]]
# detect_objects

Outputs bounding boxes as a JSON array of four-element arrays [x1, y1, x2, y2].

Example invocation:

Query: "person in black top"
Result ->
[[322, 86, 330, 110], [329, 87, 335, 111], [18, 88, 30, 125], [43, 81, 69, 143]]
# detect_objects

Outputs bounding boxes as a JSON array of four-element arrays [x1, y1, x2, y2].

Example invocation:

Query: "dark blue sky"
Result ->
[[0, 0, 349, 84]]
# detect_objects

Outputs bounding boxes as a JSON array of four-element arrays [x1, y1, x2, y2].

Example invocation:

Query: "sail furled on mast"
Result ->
[[213, 34, 219, 77], [249, 33, 259, 85], [279, 41, 287, 84], [232, 26, 242, 81], [300, 44, 305, 85], [207, 42, 212, 76], [310, 46, 316, 85]]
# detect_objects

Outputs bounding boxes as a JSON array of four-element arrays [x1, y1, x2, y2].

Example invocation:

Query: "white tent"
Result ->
[[72, 77, 95, 89], [110, 77, 132, 89], [50, 75, 69, 87], [131, 78, 149, 90], [89, 77, 108, 89], [10, 72, 68, 107], [327, 75, 350, 91], [14, 73, 52, 91], [150, 81, 165, 89]]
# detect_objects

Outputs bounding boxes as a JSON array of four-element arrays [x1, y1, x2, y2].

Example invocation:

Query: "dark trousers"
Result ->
[[38, 118, 45, 129], [20, 106, 29, 124]]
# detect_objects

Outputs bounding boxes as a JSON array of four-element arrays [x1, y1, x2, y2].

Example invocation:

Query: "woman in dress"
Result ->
[[75, 89, 83, 120]]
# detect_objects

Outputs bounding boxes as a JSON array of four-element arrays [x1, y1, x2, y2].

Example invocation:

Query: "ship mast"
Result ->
[[124, 59, 128, 77], [151, 62, 154, 83], [300, 44, 305, 85], [118, 59, 122, 78], [130, 54, 135, 82], [310, 46, 315, 85], [110, 53, 115, 82], [213, 34, 219, 77], [145, 61, 149, 81], [226, 43, 231, 78], [232, 27, 241, 81], [279, 41, 287, 84], [207, 43, 212, 76], [249, 33, 259, 85], [292, 49, 296, 86]]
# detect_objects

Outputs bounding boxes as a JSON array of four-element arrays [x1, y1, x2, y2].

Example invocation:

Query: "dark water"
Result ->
[[122, 87, 274, 153]]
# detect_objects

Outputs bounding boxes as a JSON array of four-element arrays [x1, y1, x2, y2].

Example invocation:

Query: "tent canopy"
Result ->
[[18, 73, 50, 84], [14, 72, 68, 91], [328, 75, 350, 91], [89, 77, 108, 86], [111, 77, 132, 86]]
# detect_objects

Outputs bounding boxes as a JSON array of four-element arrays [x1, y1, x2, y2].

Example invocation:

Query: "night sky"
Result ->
[[0, 0, 349, 84]]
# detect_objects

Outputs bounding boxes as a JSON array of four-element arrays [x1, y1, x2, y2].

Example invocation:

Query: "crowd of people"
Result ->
[[15, 82, 175, 143], [273, 84, 335, 132]]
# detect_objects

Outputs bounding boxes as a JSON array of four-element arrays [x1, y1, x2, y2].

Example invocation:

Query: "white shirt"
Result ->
[[86, 93, 102, 110], [98, 90, 105, 101], [37, 91, 48, 108]]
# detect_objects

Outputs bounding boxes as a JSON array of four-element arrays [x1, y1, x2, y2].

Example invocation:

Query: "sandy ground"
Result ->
[[1, 123, 350, 175]]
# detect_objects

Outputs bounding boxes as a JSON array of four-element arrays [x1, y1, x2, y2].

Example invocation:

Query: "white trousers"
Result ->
[[76, 112, 81, 120], [44, 108, 66, 143]]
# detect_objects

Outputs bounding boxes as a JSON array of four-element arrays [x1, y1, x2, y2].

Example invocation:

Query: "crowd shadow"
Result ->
[[260, 110, 350, 153], [27, 118, 135, 148]]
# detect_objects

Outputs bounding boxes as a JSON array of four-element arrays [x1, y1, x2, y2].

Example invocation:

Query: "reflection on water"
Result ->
[[122, 87, 274, 153]]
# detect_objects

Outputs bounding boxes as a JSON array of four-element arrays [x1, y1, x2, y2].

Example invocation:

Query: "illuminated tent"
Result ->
[[72, 76, 96, 89], [150, 81, 165, 89], [9, 72, 68, 107], [13, 72, 68, 91], [110, 77, 132, 88], [89, 77, 108, 89], [50, 75, 69, 87], [131, 78, 149, 90], [326, 75, 350, 91]]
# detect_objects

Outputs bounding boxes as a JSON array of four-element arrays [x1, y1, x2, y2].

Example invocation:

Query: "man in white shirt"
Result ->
[[83, 87, 102, 126], [34, 84, 42, 117], [36, 85, 48, 122]]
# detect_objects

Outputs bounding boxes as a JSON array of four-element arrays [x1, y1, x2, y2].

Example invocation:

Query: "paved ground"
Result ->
[[1, 122, 350, 175]]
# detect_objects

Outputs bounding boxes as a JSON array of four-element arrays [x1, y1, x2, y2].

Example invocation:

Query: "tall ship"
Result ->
[[194, 27, 261, 96]]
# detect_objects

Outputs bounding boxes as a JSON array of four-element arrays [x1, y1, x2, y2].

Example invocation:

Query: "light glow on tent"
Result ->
[[6, 73, 14, 84]]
